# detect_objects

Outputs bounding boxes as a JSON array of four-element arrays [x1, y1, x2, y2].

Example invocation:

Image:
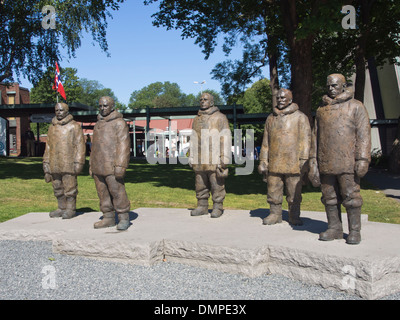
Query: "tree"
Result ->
[[230, 78, 272, 144], [30, 66, 82, 135], [0, 0, 125, 84], [231, 78, 272, 114], [144, 0, 323, 119], [30, 71, 125, 110], [145, 0, 400, 120], [30, 66, 83, 103], [128, 81, 195, 108], [193, 90, 225, 106], [350, 0, 400, 103], [78, 78, 126, 110]]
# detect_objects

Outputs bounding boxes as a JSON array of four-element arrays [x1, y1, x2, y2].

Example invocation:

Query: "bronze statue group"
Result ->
[[43, 73, 371, 245]]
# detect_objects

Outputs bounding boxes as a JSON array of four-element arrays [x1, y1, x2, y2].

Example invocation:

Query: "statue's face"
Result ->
[[55, 104, 68, 120], [98, 98, 114, 117], [199, 94, 213, 110], [327, 76, 345, 99], [276, 91, 291, 110]]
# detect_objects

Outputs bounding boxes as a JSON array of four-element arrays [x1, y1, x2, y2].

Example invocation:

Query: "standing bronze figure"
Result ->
[[43, 103, 86, 219], [309, 74, 371, 245], [189, 93, 231, 218], [258, 89, 311, 226], [90, 96, 131, 230]]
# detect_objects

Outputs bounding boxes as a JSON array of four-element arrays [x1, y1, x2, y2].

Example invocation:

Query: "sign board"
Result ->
[[30, 114, 53, 123]]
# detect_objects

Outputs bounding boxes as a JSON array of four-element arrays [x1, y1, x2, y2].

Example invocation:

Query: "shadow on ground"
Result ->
[[250, 208, 327, 235]]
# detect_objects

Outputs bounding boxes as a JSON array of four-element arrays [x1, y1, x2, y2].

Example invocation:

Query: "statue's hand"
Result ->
[[44, 173, 52, 183], [355, 159, 369, 178], [299, 159, 309, 175], [74, 162, 84, 175], [43, 162, 50, 174], [114, 166, 126, 179], [258, 160, 268, 175], [308, 158, 321, 187], [216, 164, 228, 178]]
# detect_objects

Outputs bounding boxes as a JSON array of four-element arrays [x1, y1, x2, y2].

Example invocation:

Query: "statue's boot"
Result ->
[[263, 204, 282, 225], [191, 199, 208, 216], [62, 197, 77, 219], [288, 203, 303, 226], [319, 204, 343, 241], [346, 207, 361, 245], [94, 211, 116, 229], [49, 196, 66, 218], [117, 212, 130, 231], [210, 202, 224, 218]]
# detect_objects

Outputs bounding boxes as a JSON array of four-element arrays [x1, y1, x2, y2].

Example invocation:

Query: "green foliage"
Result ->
[[229, 78, 272, 145], [30, 69, 126, 110], [193, 90, 225, 106], [145, 0, 279, 101], [78, 78, 126, 110], [0, 0, 125, 83], [30, 66, 83, 104], [30, 122, 50, 136], [128, 81, 218, 109], [145, 0, 400, 115], [233, 78, 272, 114]]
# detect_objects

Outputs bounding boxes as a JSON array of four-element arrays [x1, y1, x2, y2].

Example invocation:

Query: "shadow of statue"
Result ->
[[249, 208, 327, 235]]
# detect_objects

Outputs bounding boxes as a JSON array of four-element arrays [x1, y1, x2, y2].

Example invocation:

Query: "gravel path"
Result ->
[[0, 240, 399, 301]]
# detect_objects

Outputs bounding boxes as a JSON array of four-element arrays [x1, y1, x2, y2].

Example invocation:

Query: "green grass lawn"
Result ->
[[1, 157, 400, 224]]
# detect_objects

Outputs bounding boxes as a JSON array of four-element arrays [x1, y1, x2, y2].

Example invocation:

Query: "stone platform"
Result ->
[[0, 208, 399, 299]]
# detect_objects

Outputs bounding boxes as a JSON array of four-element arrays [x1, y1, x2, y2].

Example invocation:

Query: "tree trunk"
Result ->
[[268, 50, 279, 109], [354, 32, 367, 102], [354, 0, 375, 102], [290, 38, 313, 123], [280, 0, 314, 123]]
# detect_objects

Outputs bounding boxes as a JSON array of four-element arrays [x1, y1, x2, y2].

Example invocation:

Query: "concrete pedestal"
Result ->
[[0, 208, 399, 299]]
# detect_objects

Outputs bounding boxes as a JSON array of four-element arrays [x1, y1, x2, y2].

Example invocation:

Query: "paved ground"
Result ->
[[365, 168, 400, 203]]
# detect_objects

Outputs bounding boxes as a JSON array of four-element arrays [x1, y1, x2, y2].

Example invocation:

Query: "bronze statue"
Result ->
[[309, 73, 371, 245], [258, 89, 311, 226], [189, 93, 231, 218], [90, 96, 131, 230], [43, 103, 86, 219]]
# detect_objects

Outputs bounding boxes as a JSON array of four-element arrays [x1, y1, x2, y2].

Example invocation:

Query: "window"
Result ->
[[8, 94, 15, 105]]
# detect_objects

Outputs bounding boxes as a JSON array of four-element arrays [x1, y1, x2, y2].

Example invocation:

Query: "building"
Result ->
[[354, 59, 400, 157], [0, 83, 31, 156]]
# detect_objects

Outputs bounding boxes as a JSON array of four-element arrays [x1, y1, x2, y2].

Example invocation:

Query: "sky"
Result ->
[[21, 1, 253, 106]]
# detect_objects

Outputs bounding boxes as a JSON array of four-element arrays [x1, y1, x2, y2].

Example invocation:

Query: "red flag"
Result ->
[[52, 62, 67, 100]]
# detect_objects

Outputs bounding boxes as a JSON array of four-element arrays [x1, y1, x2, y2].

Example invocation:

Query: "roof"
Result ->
[[0, 102, 95, 118], [134, 118, 194, 131], [72, 104, 245, 122], [0, 103, 272, 125]]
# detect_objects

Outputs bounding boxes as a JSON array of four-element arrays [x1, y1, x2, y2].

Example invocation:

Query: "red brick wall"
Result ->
[[0, 83, 31, 156], [0, 83, 30, 105]]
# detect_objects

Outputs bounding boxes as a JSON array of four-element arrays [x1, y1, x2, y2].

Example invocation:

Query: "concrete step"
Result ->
[[0, 208, 399, 299]]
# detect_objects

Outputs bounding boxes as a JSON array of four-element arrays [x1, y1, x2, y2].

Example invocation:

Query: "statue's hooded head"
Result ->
[[98, 96, 115, 117], [327, 74, 346, 99]]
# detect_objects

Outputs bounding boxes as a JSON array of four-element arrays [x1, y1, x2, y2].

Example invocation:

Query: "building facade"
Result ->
[[0, 83, 31, 156]]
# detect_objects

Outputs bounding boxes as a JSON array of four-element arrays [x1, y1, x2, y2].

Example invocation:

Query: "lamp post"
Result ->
[[194, 80, 206, 94]]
